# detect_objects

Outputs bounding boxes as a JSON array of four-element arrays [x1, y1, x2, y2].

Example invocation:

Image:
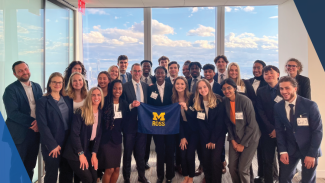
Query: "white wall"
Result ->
[[279, 0, 325, 178]]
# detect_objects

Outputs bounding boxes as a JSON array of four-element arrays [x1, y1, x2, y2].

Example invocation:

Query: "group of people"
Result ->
[[2, 54, 322, 183]]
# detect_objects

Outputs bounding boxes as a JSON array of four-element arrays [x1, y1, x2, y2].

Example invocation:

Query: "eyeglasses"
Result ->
[[286, 65, 298, 68], [51, 81, 63, 85], [221, 86, 233, 91]]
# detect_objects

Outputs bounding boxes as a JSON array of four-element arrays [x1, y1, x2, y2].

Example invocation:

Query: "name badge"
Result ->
[[150, 92, 158, 100], [197, 112, 205, 120], [235, 112, 243, 120], [274, 95, 283, 103], [114, 111, 122, 119], [297, 118, 309, 126]]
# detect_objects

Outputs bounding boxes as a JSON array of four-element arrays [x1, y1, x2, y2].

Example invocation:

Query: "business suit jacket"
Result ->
[[213, 73, 219, 83], [147, 82, 173, 106], [295, 74, 311, 99], [187, 76, 204, 92], [100, 98, 129, 145], [151, 76, 157, 84], [179, 94, 199, 139], [165, 77, 172, 85], [274, 95, 322, 157], [247, 78, 267, 105], [36, 95, 73, 152], [3, 80, 43, 144], [224, 93, 261, 147], [122, 80, 148, 134], [63, 108, 103, 161], [211, 81, 223, 96], [125, 72, 132, 82], [256, 85, 282, 134]]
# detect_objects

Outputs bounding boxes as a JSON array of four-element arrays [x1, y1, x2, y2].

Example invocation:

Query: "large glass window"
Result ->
[[83, 8, 144, 87], [225, 6, 278, 79], [152, 7, 216, 73], [45, 1, 74, 85]]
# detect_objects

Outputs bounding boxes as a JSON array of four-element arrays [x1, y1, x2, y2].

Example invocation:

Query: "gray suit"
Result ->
[[224, 93, 261, 183]]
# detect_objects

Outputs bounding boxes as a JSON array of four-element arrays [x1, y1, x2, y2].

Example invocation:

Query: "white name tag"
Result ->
[[235, 112, 243, 120], [274, 95, 283, 103], [150, 92, 158, 99], [297, 118, 309, 126], [114, 111, 122, 119], [197, 112, 205, 120]]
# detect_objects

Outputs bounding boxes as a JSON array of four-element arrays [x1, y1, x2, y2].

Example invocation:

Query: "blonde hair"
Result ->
[[80, 87, 104, 126], [227, 62, 245, 87], [285, 58, 303, 74], [66, 72, 88, 100], [108, 65, 120, 81], [172, 76, 191, 106], [193, 79, 220, 111]]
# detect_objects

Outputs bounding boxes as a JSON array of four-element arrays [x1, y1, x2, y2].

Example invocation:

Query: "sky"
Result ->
[[82, 6, 278, 86]]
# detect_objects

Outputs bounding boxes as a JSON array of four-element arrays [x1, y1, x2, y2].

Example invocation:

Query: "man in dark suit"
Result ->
[[166, 61, 179, 85], [275, 76, 322, 183], [203, 64, 223, 96], [122, 63, 150, 183], [256, 65, 281, 183], [2, 61, 43, 181], [213, 55, 229, 84], [188, 62, 203, 93], [147, 66, 174, 183], [141, 60, 156, 86], [118, 55, 132, 84]]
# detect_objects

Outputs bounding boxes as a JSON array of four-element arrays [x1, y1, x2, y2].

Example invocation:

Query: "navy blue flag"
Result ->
[[137, 103, 181, 135]]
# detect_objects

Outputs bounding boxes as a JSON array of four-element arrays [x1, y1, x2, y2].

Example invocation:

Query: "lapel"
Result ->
[[224, 97, 231, 119], [153, 84, 162, 105], [16, 81, 29, 105], [127, 81, 137, 101], [96, 109, 102, 138], [264, 85, 274, 105], [31, 81, 39, 99], [163, 83, 172, 105], [292, 96, 302, 130], [141, 82, 147, 103], [47, 95, 64, 123], [278, 100, 293, 129], [215, 73, 219, 83], [63, 96, 73, 122], [188, 78, 192, 92]]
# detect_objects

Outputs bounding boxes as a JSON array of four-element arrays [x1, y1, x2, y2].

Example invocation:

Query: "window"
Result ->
[[152, 7, 216, 74], [83, 8, 144, 87], [225, 6, 278, 79]]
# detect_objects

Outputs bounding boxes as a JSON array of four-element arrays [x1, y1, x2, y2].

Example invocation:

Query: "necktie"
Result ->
[[145, 77, 148, 84], [220, 74, 224, 82], [289, 104, 295, 124], [136, 83, 142, 102], [192, 78, 197, 92], [121, 74, 126, 84]]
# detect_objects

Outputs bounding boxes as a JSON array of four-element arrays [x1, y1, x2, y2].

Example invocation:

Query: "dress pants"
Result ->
[[153, 134, 176, 180], [228, 140, 259, 183], [180, 132, 199, 178], [201, 136, 225, 183], [257, 136, 264, 177], [261, 133, 278, 183], [122, 132, 147, 180], [15, 129, 40, 180], [175, 134, 181, 167], [279, 152, 318, 183], [145, 134, 152, 163], [68, 159, 97, 183]]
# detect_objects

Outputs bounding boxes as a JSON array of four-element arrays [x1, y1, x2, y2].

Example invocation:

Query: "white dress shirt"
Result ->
[[280, 95, 297, 155], [217, 71, 228, 84], [203, 101, 209, 119], [157, 81, 166, 103], [252, 79, 261, 94], [129, 79, 144, 110], [209, 80, 215, 90], [20, 81, 36, 119], [141, 75, 152, 85], [170, 76, 176, 85]]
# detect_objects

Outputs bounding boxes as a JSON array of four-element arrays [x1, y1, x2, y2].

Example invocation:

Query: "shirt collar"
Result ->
[[156, 81, 166, 88], [120, 72, 126, 76], [268, 83, 279, 91], [285, 95, 297, 106], [218, 71, 227, 76], [193, 75, 201, 80], [170, 76, 176, 81], [209, 79, 214, 85], [20, 81, 32, 87], [132, 79, 141, 85]]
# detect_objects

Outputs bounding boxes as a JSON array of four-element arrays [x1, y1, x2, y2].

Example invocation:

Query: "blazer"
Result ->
[[122, 80, 148, 134], [36, 95, 73, 152], [295, 74, 311, 99], [122, 72, 132, 82], [256, 85, 282, 134], [211, 81, 223, 96], [3, 80, 43, 144], [151, 76, 157, 84], [101, 98, 129, 145], [274, 95, 322, 157], [63, 108, 103, 161], [186, 94, 226, 145], [165, 77, 172, 85], [179, 94, 199, 139], [187, 76, 204, 92], [247, 78, 267, 105], [147, 82, 173, 106], [224, 93, 261, 147], [213, 73, 219, 83]]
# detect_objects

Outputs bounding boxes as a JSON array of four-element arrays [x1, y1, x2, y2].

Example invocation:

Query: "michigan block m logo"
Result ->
[[152, 112, 165, 126]]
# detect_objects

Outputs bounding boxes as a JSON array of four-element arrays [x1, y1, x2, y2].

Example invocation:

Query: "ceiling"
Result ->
[[62, 0, 289, 8]]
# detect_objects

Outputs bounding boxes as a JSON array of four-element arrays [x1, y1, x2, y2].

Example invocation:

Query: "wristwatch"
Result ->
[[78, 151, 84, 156]]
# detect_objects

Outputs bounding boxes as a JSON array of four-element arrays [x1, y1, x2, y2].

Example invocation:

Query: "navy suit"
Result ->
[[36, 95, 74, 183], [165, 77, 172, 85], [211, 81, 223, 96], [188, 76, 204, 92], [275, 95, 322, 183], [295, 74, 311, 99], [120, 72, 132, 84], [213, 73, 219, 83], [2, 80, 43, 180]]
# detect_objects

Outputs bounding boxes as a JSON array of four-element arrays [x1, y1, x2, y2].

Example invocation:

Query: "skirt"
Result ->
[[98, 141, 122, 169]]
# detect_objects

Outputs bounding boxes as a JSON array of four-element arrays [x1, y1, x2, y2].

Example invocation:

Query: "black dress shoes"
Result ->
[[156, 179, 163, 183], [124, 179, 130, 183], [254, 176, 265, 183], [138, 177, 151, 183], [166, 179, 173, 183], [195, 165, 203, 176], [145, 162, 150, 170]]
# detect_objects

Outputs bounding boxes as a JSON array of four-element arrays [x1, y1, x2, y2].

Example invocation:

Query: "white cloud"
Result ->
[[193, 40, 214, 49], [228, 6, 255, 12], [225, 32, 278, 50], [187, 25, 215, 37], [188, 14, 193, 18], [269, 16, 278, 19], [119, 36, 138, 43], [87, 9, 109, 15], [192, 7, 198, 13], [114, 16, 120, 19], [207, 7, 215, 9], [243, 6, 254, 12], [151, 20, 174, 35], [225, 7, 232, 12], [83, 31, 107, 43]]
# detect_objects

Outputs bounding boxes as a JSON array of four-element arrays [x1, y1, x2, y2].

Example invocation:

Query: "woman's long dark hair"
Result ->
[[63, 61, 87, 87], [103, 79, 123, 129]]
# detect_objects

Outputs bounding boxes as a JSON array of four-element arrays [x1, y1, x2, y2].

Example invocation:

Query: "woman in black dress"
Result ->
[[98, 80, 128, 183], [63, 87, 104, 183]]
